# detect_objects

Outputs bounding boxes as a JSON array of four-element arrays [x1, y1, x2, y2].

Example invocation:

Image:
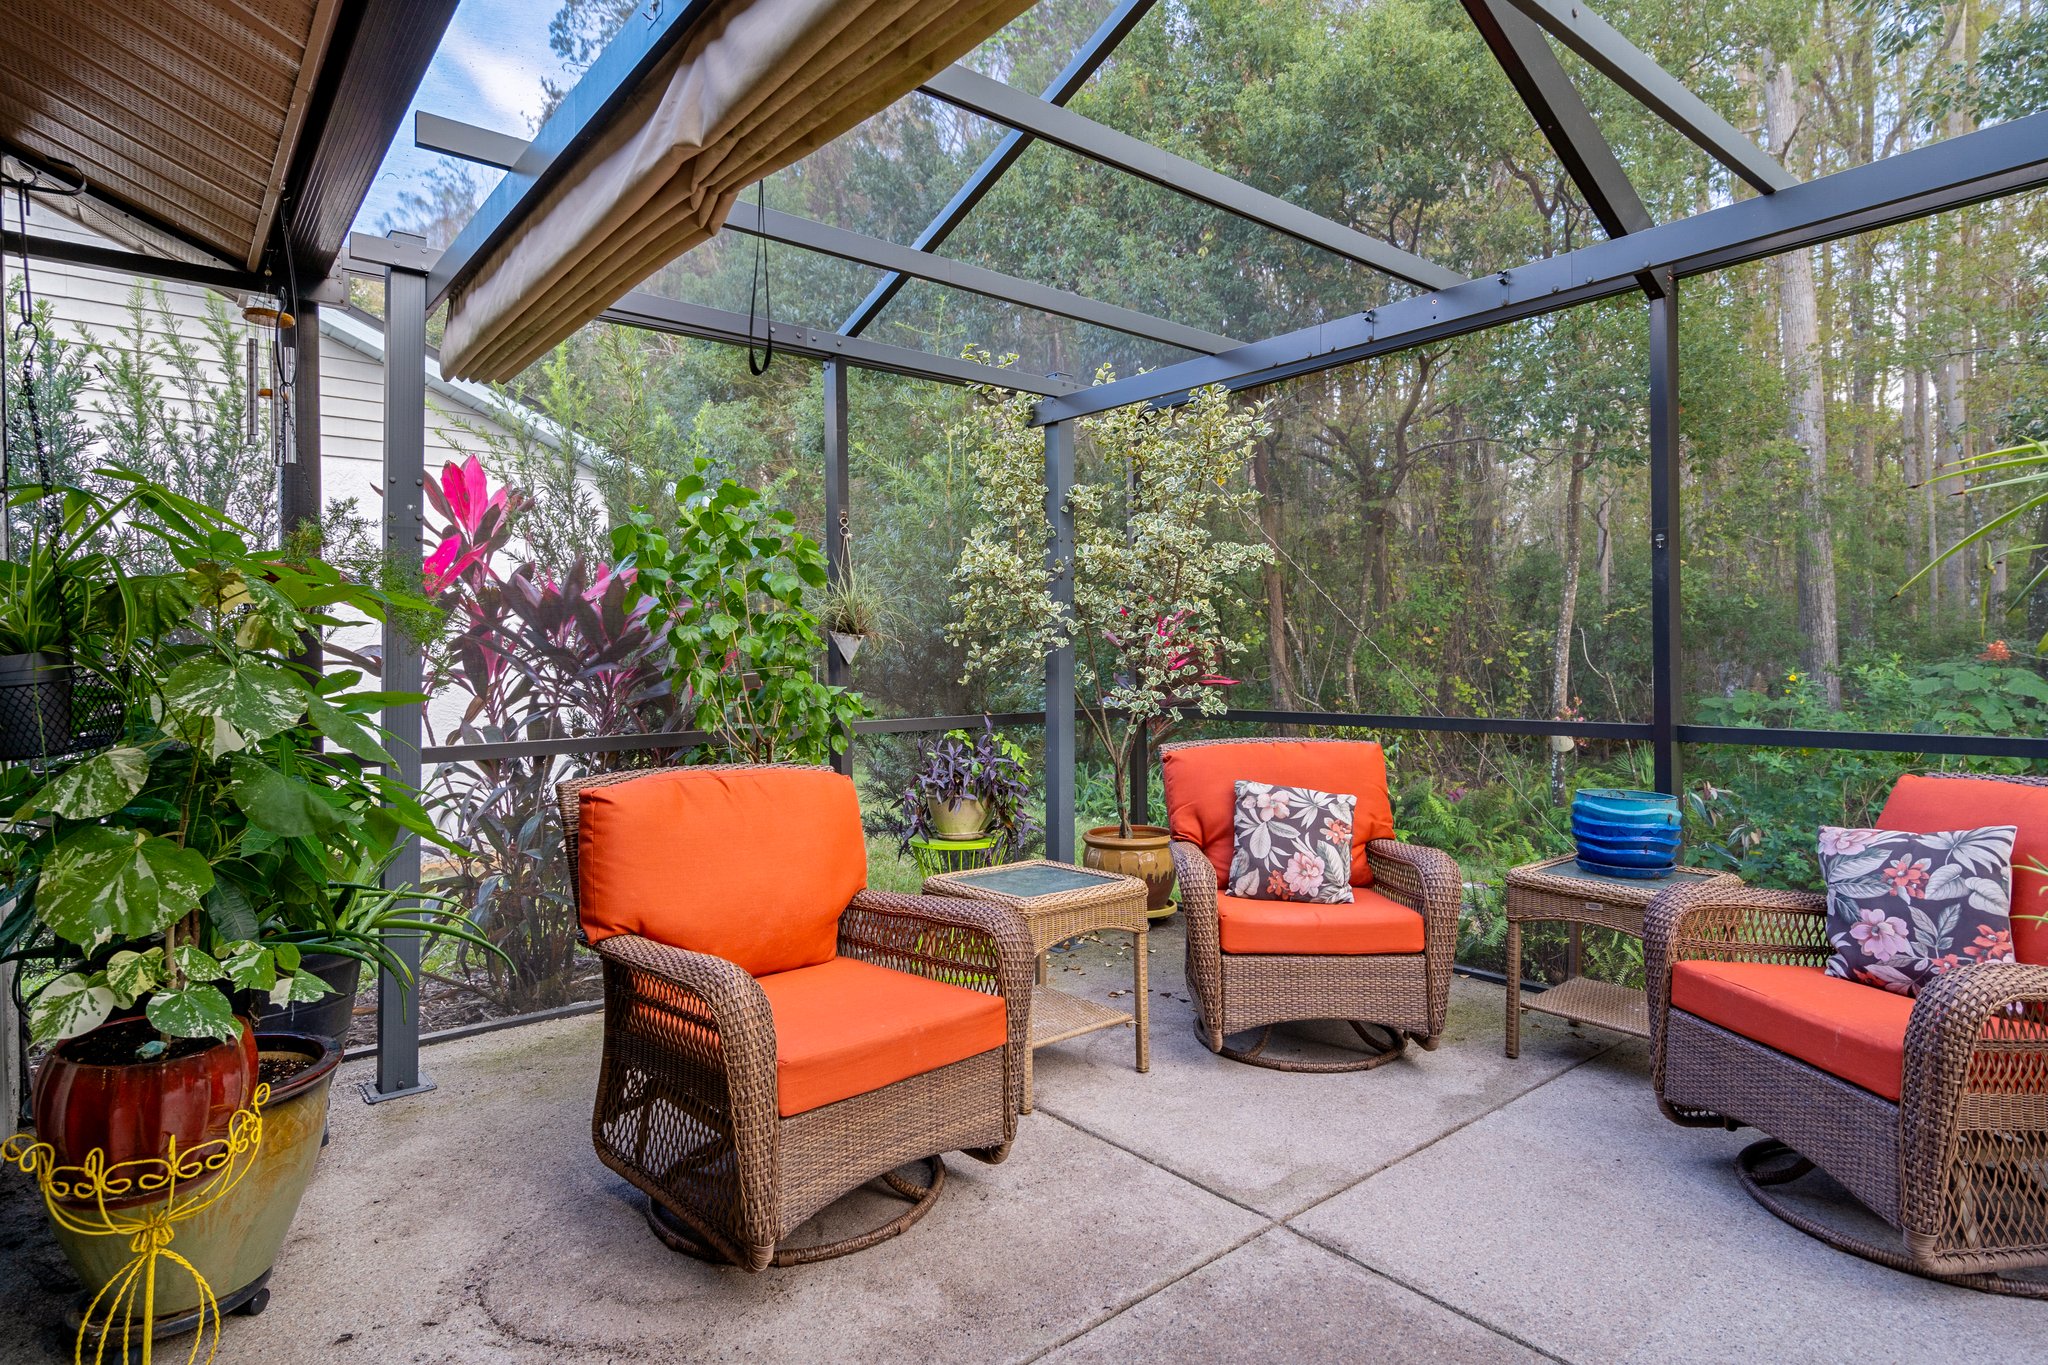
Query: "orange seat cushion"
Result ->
[[1215, 886, 1424, 956], [1880, 775, 2048, 965], [757, 957, 1007, 1117], [1671, 961, 1913, 1101], [1162, 741, 1397, 889], [578, 768, 865, 977]]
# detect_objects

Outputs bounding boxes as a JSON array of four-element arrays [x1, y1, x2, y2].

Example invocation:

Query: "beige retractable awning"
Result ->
[[439, 0, 1033, 383]]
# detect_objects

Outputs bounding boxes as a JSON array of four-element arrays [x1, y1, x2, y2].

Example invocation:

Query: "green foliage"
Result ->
[[0, 478, 496, 1053], [614, 459, 871, 764], [948, 367, 1273, 833]]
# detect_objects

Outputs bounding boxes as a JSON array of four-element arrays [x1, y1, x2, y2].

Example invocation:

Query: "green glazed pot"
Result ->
[[48, 1032, 340, 1323]]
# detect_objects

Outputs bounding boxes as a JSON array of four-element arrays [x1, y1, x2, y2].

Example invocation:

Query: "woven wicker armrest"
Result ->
[[1645, 881, 1829, 1049], [1367, 838, 1461, 959], [1899, 960, 2048, 1270], [588, 932, 773, 1031], [1171, 838, 1221, 946], [843, 889, 1035, 1011]]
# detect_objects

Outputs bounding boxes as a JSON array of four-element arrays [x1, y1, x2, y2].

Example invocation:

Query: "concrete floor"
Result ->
[[4, 921, 2045, 1363]]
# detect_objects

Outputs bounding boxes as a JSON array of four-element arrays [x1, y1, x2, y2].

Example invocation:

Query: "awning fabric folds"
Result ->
[[440, 0, 1034, 382]]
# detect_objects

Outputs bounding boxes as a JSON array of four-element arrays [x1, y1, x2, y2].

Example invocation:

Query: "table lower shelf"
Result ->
[[1518, 975, 1648, 1040], [1030, 985, 1134, 1048]]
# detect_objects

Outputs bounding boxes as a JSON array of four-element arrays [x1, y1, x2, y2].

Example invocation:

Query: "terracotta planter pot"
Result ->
[[46, 1032, 343, 1325], [1082, 824, 1177, 916], [927, 795, 990, 838], [32, 1016, 258, 1175]]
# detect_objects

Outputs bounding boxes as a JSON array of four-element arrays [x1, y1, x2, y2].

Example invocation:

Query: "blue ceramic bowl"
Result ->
[[1571, 817, 1681, 851], [1573, 835, 1680, 869], [1572, 789, 1680, 828]]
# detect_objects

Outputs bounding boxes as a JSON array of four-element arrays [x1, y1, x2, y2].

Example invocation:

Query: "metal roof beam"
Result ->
[[1463, 0, 1651, 238], [919, 64, 1465, 290], [1497, 0, 1794, 193], [281, 0, 460, 282], [414, 108, 1235, 354], [2, 228, 267, 294], [414, 112, 526, 171], [840, 0, 1159, 336], [601, 290, 1083, 396], [428, 0, 720, 306], [1033, 109, 2048, 423], [723, 200, 1236, 354]]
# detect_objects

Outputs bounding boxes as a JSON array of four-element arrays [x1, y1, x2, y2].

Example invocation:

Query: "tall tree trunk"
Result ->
[[1548, 452, 1587, 805], [1595, 488, 1614, 607], [1252, 434, 1298, 710], [1767, 59, 1842, 707]]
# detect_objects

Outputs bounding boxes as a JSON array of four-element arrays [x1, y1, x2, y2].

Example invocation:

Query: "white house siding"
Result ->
[[12, 219, 571, 773]]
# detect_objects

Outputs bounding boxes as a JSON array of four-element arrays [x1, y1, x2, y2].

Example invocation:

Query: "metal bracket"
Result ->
[[359, 1075, 437, 1105]]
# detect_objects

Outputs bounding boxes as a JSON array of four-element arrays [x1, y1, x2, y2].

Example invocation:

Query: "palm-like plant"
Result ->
[[1906, 436, 2048, 643]]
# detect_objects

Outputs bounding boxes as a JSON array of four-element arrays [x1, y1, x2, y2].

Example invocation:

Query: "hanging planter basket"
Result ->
[[829, 630, 866, 664], [0, 653, 123, 762], [0, 651, 75, 761]]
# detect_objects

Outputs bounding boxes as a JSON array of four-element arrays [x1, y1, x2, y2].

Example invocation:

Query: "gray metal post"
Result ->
[[822, 360, 852, 775], [369, 248, 434, 1102], [284, 302, 323, 679], [1129, 723, 1150, 828], [1044, 420, 1077, 861], [1648, 273, 1683, 796]]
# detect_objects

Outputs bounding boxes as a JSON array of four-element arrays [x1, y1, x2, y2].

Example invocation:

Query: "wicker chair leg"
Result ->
[[643, 1157, 947, 1269], [1735, 1141, 2048, 1299], [1208, 1019, 1408, 1073]]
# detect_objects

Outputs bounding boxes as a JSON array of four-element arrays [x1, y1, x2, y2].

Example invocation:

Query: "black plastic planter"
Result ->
[[253, 952, 364, 1048], [0, 651, 75, 760]]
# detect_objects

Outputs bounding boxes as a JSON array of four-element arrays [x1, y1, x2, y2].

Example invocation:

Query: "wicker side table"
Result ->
[[922, 859, 1149, 1113], [1503, 855, 1737, 1058]]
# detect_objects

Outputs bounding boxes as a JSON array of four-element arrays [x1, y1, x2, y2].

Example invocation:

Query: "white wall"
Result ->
[[11, 221, 566, 758]]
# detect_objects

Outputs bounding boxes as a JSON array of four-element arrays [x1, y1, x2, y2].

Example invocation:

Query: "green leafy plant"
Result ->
[[611, 458, 871, 764], [947, 364, 1273, 836], [0, 477, 496, 1055]]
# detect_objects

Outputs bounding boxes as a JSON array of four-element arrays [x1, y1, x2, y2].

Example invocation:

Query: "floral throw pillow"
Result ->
[[1818, 824, 2019, 996], [1228, 781, 1356, 903]]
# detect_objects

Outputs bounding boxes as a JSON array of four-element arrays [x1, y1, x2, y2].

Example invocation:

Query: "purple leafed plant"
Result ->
[[423, 458, 680, 1013], [890, 718, 1038, 857]]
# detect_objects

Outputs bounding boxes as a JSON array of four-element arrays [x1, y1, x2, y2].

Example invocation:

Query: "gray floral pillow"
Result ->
[[1228, 781, 1355, 903], [1819, 824, 2018, 996]]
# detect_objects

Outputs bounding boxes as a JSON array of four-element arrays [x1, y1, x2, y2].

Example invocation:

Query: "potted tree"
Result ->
[[947, 366, 1272, 913], [0, 475, 493, 1340]]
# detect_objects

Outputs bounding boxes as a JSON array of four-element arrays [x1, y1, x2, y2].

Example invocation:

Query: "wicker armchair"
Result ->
[[1647, 772, 2048, 1296], [1160, 739, 1463, 1072], [558, 764, 1032, 1271]]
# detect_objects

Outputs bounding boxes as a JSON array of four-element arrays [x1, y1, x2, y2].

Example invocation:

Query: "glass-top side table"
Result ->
[[1503, 854, 1739, 1058], [922, 859, 1150, 1113]]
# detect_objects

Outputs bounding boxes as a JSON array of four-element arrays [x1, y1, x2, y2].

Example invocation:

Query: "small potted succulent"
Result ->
[[816, 558, 890, 666], [893, 719, 1039, 855]]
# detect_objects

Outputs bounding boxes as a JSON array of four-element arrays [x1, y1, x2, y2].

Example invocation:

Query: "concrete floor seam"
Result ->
[[1274, 1035, 1628, 1224], [1032, 1105, 1281, 1222], [1015, 1222, 1278, 1365], [1282, 1224, 1578, 1365]]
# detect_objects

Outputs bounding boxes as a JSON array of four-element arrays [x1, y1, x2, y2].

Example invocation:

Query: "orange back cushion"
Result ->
[[1878, 775, 2048, 966], [578, 767, 865, 976], [1161, 740, 1396, 887]]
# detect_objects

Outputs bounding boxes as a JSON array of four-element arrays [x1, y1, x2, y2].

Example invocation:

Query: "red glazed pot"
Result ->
[[32, 1016, 257, 1177]]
